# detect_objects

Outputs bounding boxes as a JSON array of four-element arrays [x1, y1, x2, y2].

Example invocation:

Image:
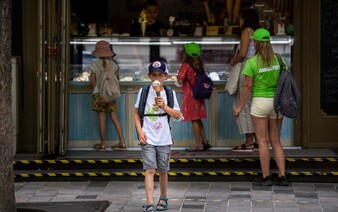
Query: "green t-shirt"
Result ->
[[242, 55, 288, 98]]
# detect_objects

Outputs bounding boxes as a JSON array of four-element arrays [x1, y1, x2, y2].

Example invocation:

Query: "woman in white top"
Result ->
[[230, 8, 259, 152]]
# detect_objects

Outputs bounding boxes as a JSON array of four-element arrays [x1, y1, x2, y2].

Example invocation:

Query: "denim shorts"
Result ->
[[141, 144, 171, 172]]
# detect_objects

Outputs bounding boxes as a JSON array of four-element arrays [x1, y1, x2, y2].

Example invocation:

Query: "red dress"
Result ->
[[177, 63, 207, 121]]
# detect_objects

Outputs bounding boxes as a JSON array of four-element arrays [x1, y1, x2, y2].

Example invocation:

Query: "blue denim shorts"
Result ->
[[141, 144, 171, 172]]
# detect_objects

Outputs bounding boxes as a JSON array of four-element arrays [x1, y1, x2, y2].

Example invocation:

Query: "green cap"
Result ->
[[184, 42, 201, 58], [250, 28, 270, 42]]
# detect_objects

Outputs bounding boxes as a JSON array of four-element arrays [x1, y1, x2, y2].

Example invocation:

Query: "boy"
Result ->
[[134, 61, 181, 211]]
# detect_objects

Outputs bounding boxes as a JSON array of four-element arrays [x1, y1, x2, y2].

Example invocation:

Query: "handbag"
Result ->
[[225, 46, 242, 95]]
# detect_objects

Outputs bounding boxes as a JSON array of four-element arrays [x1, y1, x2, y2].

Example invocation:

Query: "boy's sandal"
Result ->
[[143, 204, 156, 212], [232, 143, 254, 152], [185, 145, 204, 152], [202, 140, 212, 150], [156, 196, 168, 211], [252, 142, 259, 149]]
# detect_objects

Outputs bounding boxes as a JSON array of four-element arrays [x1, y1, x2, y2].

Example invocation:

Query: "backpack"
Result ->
[[188, 69, 213, 99], [138, 85, 174, 127], [274, 54, 301, 119], [96, 60, 121, 103]]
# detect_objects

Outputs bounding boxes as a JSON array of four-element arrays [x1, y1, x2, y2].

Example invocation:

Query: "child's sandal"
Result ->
[[156, 196, 168, 211], [202, 140, 212, 150], [95, 144, 106, 151], [143, 204, 156, 212], [185, 145, 204, 152]]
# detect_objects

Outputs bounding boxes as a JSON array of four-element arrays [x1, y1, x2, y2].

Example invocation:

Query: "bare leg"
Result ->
[[145, 169, 156, 204], [252, 116, 270, 177], [191, 120, 203, 147], [159, 171, 168, 197], [98, 112, 106, 146], [109, 111, 125, 144], [198, 120, 207, 142], [157, 171, 168, 209], [245, 133, 255, 145], [269, 118, 285, 177]]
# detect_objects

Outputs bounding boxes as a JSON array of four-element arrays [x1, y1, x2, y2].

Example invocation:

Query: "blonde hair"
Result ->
[[254, 41, 275, 67]]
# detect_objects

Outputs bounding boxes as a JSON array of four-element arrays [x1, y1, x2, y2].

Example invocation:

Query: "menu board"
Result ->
[[321, 0, 338, 115]]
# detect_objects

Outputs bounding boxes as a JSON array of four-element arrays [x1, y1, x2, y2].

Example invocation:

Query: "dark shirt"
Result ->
[[129, 19, 166, 36]]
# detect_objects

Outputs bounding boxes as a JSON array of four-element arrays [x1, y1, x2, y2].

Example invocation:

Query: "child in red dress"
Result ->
[[177, 42, 211, 151]]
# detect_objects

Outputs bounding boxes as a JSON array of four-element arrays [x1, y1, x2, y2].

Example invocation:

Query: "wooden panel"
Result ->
[[300, 0, 338, 147]]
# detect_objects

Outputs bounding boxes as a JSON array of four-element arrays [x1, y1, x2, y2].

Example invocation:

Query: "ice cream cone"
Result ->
[[141, 22, 146, 36], [153, 80, 161, 96]]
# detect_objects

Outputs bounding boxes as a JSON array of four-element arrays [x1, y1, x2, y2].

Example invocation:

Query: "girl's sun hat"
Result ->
[[184, 42, 201, 58], [250, 28, 270, 42], [92, 40, 116, 57]]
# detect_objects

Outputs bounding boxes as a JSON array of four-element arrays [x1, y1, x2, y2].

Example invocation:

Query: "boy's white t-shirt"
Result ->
[[135, 86, 180, 146]]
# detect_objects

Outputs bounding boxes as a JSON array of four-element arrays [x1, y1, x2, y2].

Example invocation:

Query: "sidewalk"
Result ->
[[15, 181, 338, 212]]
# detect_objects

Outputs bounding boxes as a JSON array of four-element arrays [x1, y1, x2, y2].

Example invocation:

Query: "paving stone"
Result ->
[[252, 208, 274, 212], [228, 199, 251, 207], [76, 194, 98, 199], [252, 199, 274, 208], [251, 190, 273, 197], [322, 208, 338, 212], [275, 208, 299, 212], [274, 200, 298, 208], [28, 196, 53, 202], [228, 208, 251, 212], [231, 187, 251, 191], [229, 194, 251, 199], [295, 192, 318, 198], [252, 185, 273, 191]]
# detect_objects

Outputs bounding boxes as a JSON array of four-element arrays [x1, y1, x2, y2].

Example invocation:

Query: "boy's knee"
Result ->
[[146, 169, 156, 175]]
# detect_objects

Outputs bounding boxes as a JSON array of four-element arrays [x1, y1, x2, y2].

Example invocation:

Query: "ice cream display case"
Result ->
[[68, 36, 294, 148], [69, 36, 293, 84]]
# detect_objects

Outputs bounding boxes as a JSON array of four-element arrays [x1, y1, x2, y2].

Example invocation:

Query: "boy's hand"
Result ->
[[155, 96, 166, 108], [138, 131, 147, 145]]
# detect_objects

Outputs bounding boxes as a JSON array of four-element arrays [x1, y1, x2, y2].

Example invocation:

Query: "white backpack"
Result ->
[[95, 60, 121, 103]]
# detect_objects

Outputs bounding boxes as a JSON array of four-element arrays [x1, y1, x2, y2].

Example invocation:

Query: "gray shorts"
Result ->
[[141, 144, 171, 172]]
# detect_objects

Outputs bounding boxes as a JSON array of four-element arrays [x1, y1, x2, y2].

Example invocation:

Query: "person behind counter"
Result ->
[[129, 0, 166, 36]]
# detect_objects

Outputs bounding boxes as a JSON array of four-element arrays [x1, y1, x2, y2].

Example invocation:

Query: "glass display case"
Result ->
[[68, 36, 294, 148], [69, 36, 293, 84]]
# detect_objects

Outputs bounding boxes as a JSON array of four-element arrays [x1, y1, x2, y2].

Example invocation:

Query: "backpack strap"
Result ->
[[138, 86, 150, 127], [164, 86, 174, 109], [275, 53, 284, 133], [275, 54, 285, 76]]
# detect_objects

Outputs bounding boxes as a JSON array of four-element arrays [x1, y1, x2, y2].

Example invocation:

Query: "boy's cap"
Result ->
[[250, 28, 270, 42], [92, 40, 116, 57], [148, 61, 169, 74], [184, 42, 201, 58]]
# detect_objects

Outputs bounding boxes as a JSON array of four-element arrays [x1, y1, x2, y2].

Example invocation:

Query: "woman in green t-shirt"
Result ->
[[233, 28, 288, 186]]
